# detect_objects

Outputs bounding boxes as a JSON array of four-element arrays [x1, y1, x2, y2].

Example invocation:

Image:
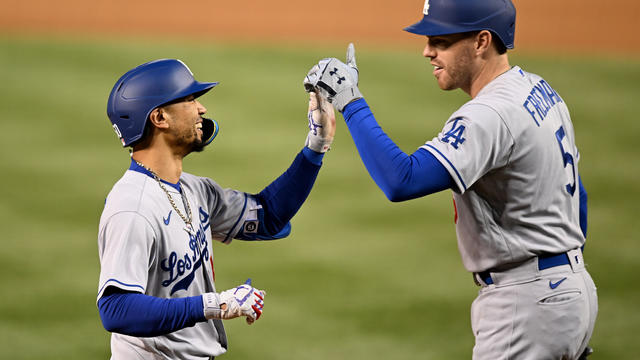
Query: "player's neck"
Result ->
[[131, 147, 183, 184], [468, 54, 511, 98]]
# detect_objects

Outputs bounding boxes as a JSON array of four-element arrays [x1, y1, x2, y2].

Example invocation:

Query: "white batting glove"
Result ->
[[304, 43, 362, 112], [305, 91, 336, 153], [203, 279, 266, 325]]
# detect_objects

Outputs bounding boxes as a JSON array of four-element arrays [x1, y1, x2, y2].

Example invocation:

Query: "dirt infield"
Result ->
[[1, 0, 638, 54]]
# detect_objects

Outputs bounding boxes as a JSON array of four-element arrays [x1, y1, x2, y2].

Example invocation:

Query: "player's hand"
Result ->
[[303, 43, 362, 112], [305, 91, 336, 153], [203, 279, 266, 324]]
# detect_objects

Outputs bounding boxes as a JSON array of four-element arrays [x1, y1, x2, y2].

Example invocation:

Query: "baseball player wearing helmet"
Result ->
[[304, 1, 597, 359], [97, 59, 335, 359]]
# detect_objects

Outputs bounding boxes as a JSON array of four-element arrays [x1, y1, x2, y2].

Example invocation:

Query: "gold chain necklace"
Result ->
[[134, 160, 195, 235]]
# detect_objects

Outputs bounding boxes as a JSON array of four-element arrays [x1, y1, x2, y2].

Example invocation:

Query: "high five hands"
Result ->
[[304, 43, 362, 112]]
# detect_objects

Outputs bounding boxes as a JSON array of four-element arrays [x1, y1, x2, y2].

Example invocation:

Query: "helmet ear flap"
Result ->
[[201, 117, 219, 146]]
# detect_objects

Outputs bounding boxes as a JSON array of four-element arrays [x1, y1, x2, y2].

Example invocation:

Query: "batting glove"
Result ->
[[304, 43, 362, 112], [203, 279, 266, 325], [305, 91, 336, 153]]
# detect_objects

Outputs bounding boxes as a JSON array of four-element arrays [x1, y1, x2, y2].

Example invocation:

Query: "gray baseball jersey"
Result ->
[[422, 66, 584, 272], [97, 165, 259, 359]]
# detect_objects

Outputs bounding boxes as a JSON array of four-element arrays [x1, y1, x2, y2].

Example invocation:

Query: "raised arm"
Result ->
[[304, 44, 453, 201], [237, 93, 336, 240]]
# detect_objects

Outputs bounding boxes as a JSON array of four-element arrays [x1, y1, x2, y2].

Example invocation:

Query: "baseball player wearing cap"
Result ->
[[304, 0, 597, 359], [97, 59, 335, 359]]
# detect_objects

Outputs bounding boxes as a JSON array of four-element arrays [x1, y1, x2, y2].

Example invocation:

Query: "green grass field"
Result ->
[[0, 35, 638, 359]]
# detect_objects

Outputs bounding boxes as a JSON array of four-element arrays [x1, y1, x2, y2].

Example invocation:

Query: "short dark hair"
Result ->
[[492, 35, 508, 55]]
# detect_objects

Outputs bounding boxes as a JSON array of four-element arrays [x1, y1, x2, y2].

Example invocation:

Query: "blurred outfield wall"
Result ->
[[0, 0, 638, 55]]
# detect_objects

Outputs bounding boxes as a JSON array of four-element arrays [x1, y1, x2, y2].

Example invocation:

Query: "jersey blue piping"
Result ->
[[425, 144, 467, 191], [98, 278, 144, 296], [224, 193, 248, 243]]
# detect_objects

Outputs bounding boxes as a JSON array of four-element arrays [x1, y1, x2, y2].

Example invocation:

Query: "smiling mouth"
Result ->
[[433, 65, 444, 77]]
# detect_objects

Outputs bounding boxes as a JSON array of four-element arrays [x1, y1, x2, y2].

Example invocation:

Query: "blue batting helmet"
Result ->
[[404, 0, 516, 49], [107, 59, 219, 147]]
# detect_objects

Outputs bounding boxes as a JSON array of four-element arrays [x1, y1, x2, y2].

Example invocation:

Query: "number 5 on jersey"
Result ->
[[555, 125, 577, 196]]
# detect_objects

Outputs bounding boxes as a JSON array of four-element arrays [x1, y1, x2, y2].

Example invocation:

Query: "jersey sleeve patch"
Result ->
[[422, 105, 513, 193], [439, 117, 467, 149]]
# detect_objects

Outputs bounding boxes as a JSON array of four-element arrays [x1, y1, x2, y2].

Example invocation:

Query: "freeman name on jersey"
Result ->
[[522, 78, 564, 126]]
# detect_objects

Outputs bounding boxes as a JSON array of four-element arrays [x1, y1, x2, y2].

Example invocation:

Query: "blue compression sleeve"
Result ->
[[342, 98, 454, 201], [98, 290, 205, 337], [578, 176, 587, 238], [251, 147, 322, 237], [301, 146, 325, 166]]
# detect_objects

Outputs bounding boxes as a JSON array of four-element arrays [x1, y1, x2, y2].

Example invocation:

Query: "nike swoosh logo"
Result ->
[[549, 277, 567, 289], [163, 210, 172, 225]]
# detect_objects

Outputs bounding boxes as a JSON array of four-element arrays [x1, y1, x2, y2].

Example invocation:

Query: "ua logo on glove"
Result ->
[[329, 68, 346, 84], [303, 43, 362, 112]]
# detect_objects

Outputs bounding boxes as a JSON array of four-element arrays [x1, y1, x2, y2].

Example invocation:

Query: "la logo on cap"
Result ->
[[423, 0, 430, 15]]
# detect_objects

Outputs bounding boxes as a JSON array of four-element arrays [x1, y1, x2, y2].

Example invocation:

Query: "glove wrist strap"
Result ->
[[305, 133, 333, 153], [334, 88, 363, 113], [202, 292, 223, 320]]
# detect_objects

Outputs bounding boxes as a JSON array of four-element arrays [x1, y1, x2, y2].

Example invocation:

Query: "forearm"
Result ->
[[255, 147, 323, 235], [342, 99, 453, 201], [98, 290, 205, 337]]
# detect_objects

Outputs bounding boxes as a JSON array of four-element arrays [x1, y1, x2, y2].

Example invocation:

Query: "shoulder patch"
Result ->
[[440, 117, 466, 149], [243, 220, 258, 234]]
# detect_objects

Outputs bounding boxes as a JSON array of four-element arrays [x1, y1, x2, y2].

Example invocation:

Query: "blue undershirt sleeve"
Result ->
[[97, 288, 205, 337], [301, 146, 324, 166], [238, 147, 322, 240], [342, 98, 454, 201], [579, 176, 587, 239]]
